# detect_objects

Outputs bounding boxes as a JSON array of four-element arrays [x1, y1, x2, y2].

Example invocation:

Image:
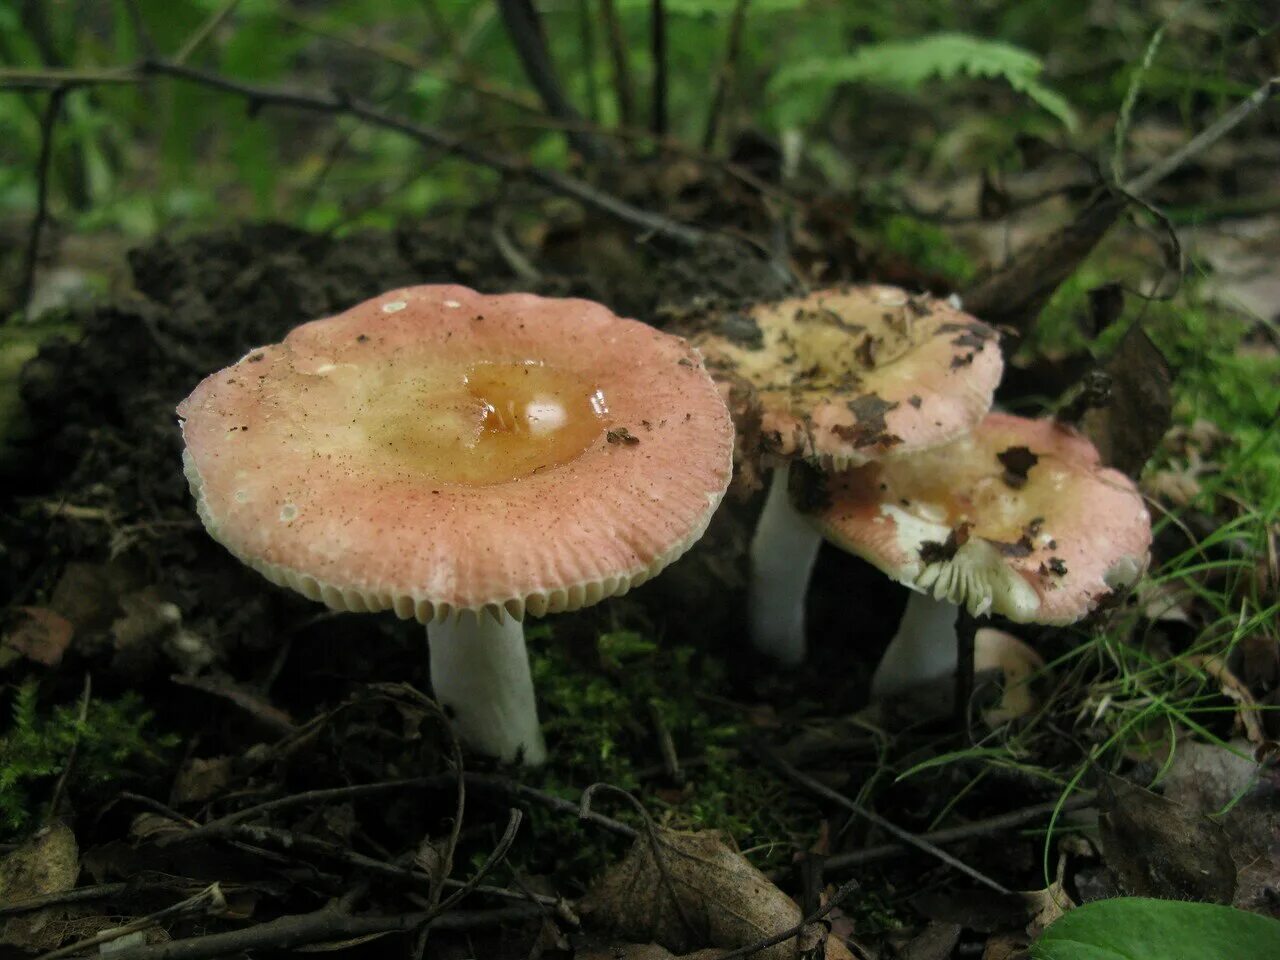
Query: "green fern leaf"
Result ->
[[770, 32, 1078, 132]]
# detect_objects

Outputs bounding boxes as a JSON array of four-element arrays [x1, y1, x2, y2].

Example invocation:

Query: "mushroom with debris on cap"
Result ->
[[689, 285, 1003, 664], [802, 411, 1152, 705], [177, 285, 734, 765]]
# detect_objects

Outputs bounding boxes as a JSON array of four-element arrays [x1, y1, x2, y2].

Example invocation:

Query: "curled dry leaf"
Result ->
[[581, 828, 852, 960], [1183, 654, 1266, 744], [974, 627, 1047, 726], [1083, 323, 1173, 478], [1, 607, 73, 667]]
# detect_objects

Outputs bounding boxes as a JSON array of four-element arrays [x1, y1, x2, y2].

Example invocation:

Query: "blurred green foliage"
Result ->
[[0, 0, 1271, 237]]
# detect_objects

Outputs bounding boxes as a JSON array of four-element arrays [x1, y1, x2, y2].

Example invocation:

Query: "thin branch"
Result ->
[[702, 0, 751, 151], [963, 74, 1279, 333], [45, 673, 90, 820], [577, 0, 600, 123], [0, 882, 130, 917], [650, 0, 668, 136], [822, 791, 1098, 873], [757, 744, 1012, 894], [16, 84, 66, 315], [495, 0, 602, 158], [173, 0, 242, 66], [97, 904, 545, 960], [35, 884, 226, 960], [0, 67, 136, 89], [276, 2, 539, 115], [716, 877, 860, 960], [599, 0, 635, 125], [156, 771, 636, 848], [1126, 75, 1279, 196], [121, 0, 159, 59], [0, 58, 702, 245]]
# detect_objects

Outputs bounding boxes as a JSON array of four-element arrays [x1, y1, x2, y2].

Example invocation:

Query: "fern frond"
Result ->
[[771, 32, 1079, 131]]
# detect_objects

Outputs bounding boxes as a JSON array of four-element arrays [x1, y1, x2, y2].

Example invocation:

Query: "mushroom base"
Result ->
[[870, 590, 960, 700], [748, 467, 824, 665], [427, 610, 548, 766]]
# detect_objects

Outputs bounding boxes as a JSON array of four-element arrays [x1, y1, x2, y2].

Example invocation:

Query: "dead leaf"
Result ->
[[1184, 655, 1266, 744], [898, 922, 960, 960], [581, 828, 846, 960], [1096, 771, 1237, 903], [171, 756, 234, 805], [0, 822, 80, 950], [1083, 324, 1174, 477], [974, 628, 1047, 726], [1161, 739, 1280, 919], [2, 607, 73, 667]]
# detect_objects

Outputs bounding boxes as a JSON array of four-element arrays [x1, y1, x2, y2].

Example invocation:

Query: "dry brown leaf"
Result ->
[[2, 607, 73, 667], [974, 628, 1047, 726], [1184, 654, 1266, 744], [581, 828, 849, 960], [1097, 771, 1237, 904], [0, 822, 80, 950], [171, 755, 234, 805]]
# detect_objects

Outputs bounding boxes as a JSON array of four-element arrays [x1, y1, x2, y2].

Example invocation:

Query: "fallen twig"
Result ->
[[34, 883, 226, 960], [822, 791, 1097, 873], [716, 876, 860, 960], [0, 882, 130, 917], [963, 74, 1279, 333], [757, 744, 1011, 894], [96, 903, 545, 960]]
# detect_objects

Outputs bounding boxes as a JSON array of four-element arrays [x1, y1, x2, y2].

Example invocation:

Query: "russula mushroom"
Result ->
[[177, 285, 733, 764], [690, 285, 1002, 663], [805, 412, 1152, 702]]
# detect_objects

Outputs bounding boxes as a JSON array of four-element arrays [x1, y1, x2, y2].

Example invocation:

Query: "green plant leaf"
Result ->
[[1032, 898, 1280, 960], [770, 33, 1078, 131]]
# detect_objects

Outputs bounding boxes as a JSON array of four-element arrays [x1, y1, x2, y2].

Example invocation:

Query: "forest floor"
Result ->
[[2, 118, 1279, 960]]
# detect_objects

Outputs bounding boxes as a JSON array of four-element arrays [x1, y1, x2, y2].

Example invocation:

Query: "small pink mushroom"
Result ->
[[806, 412, 1152, 701], [689, 286, 1004, 664]]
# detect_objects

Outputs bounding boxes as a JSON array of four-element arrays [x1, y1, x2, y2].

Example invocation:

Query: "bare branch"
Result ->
[[1, 60, 706, 246], [650, 0, 668, 135], [599, 0, 635, 125], [702, 0, 751, 151], [173, 0, 242, 66], [97, 904, 545, 960], [757, 744, 1012, 895], [495, 0, 603, 158], [16, 85, 66, 316]]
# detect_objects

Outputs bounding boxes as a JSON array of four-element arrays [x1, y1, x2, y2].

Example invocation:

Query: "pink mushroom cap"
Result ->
[[690, 285, 1003, 470], [807, 412, 1152, 624], [178, 285, 734, 623]]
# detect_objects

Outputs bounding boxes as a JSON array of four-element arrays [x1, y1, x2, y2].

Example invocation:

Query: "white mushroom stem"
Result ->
[[427, 609, 548, 766], [870, 590, 960, 700], [748, 466, 824, 665]]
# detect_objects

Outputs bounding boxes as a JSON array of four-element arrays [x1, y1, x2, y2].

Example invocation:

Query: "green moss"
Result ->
[[0, 681, 178, 837], [866, 213, 979, 285], [522, 625, 814, 881]]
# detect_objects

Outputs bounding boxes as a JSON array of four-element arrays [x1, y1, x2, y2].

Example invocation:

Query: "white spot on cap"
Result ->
[[234, 489, 249, 503], [280, 503, 299, 522], [443, 299, 462, 309], [382, 300, 407, 313], [315, 363, 336, 374]]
